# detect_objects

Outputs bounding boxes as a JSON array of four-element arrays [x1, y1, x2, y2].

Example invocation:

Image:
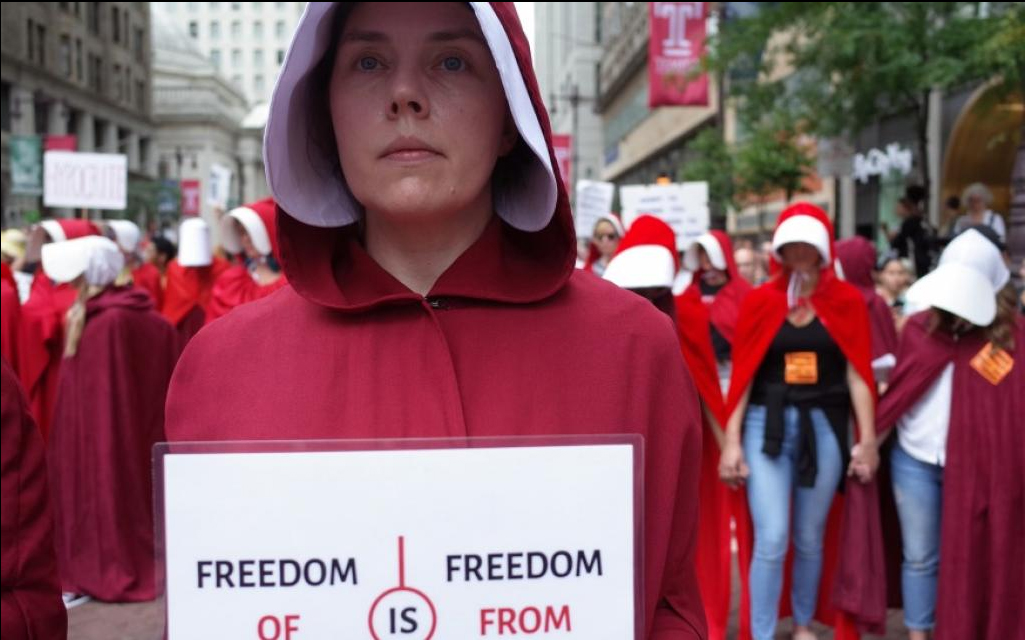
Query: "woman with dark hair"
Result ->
[[165, 4, 706, 637], [877, 228, 1022, 640]]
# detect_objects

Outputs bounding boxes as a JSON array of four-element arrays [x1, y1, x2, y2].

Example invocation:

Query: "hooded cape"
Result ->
[[166, 4, 706, 637], [835, 237, 898, 366], [875, 311, 1024, 639], [684, 230, 752, 346], [49, 287, 179, 602], [725, 204, 884, 638]]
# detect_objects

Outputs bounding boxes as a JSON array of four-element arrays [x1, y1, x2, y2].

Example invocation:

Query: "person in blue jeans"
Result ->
[[719, 204, 878, 640], [877, 228, 1021, 640]]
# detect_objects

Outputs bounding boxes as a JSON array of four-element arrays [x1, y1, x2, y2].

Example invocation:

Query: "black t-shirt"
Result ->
[[891, 215, 932, 276], [751, 317, 847, 398], [699, 279, 731, 362]]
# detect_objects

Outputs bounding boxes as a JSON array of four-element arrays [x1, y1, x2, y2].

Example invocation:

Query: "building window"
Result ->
[[136, 80, 146, 111], [60, 35, 72, 77], [211, 48, 222, 69], [232, 2, 241, 10], [189, 2, 200, 12], [87, 3, 100, 35], [189, 21, 199, 38], [1, 82, 11, 133], [252, 2, 261, 9], [231, 48, 242, 66], [210, 20, 220, 39], [253, 20, 263, 38], [134, 27, 145, 61], [76, 38, 84, 81], [253, 49, 263, 66], [27, 19, 35, 62], [275, 20, 286, 38], [254, 74, 265, 95], [113, 64, 123, 101], [126, 67, 133, 104], [231, 20, 241, 37], [112, 7, 121, 44], [276, 49, 284, 64], [231, 74, 242, 87], [209, 2, 220, 9], [88, 54, 103, 92]]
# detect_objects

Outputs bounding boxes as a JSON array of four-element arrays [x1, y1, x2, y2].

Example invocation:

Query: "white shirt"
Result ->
[[897, 362, 954, 466]]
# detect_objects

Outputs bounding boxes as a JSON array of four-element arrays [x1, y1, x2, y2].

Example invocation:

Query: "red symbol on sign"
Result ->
[[368, 536, 437, 640]]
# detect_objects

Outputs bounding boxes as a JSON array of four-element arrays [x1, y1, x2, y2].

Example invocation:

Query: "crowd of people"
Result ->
[[1, 3, 1021, 640]]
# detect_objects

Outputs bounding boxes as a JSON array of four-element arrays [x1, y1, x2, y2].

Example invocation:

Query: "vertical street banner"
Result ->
[[11, 136, 43, 195], [648, 2, 709, 108], [158, 180, 181, 216], [552, 134, 573, 190], [180, 180, 202, 217]]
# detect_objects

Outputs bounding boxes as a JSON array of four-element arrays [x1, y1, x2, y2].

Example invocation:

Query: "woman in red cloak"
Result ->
[[166, 3, 707, 637], [876, 228, 1022, 640], [835, 237, 899, 387], [17, 218, 100, 440], [206, 197, 288, 323], [718, 203, 880, 640], [161, 217, 228, 348], [43, 235, 179, 602]]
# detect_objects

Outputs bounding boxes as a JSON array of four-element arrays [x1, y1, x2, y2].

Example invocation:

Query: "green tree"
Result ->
[[679, 127, 738, 218], [704, 2, 1018, 207]]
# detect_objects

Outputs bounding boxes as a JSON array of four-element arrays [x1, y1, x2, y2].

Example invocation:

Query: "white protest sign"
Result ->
[[619, 182, 709, 248], [574, 180, 616, 238], [208, 163, 233, 208], [160, 440, 639, 639], [43, 151, 127, 210]]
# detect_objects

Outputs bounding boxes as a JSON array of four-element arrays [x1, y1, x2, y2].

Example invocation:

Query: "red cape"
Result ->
[[132, 262, 164, 309], [835, 237, 898, 363], [876, 312, 1024, 639], [1, 264, 21, 376], [161, 257, 229, 347], [1, 357, 67, 639], [17, 276, 79, 441], [167, 4, 706, 636], [675, 290, 730, 640], [205, 266, 288, 324], [684, 230, 752, 345], [48, 287, 179, 602], [725, 205, 884, 638]]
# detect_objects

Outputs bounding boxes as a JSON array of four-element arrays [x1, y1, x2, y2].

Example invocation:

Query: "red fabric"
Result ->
[[684, 230, 752, 345], [243, 196, 282, 260], [161, 257, 229, 346], [725, 203, 885, 637], [0, 357, 67, 640], [166, 4, 707, 637], [876, 312, 1024, 639], [835, 237, 898, 361], [205, 265, 289, 324], [674, 290, 730, 640], [132, 262, 163, 309], [1, 265, 21, 376], [48, 287, 178, 602], [54, 219, 100, 240], [17, 276, 78, 441]]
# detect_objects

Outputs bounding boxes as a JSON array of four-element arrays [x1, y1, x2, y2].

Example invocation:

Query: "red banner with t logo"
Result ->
[[649, 2, 709, 108]]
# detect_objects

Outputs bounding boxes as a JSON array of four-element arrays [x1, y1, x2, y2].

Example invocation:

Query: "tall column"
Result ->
[[77, 112, 95, 151]]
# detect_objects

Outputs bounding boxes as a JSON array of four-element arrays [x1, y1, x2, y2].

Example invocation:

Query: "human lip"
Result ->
[[380, 137, 442, 161]]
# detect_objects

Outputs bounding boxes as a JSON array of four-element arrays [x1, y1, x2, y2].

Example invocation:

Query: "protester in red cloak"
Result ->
[[719, 203, 882, 640], [0, 357, 67, 640], [161, 217, 228, 348], [166, 4, 706, 637], [835, 237, 899, 386], [876, 229, 1022, 640], [42, 236, 178, 602], [583, 214, 625, 277], [206, 198, 288, 324], [17, 219, 100, 440], [673, 230, 753, 640], [1, 264, 21, 374]]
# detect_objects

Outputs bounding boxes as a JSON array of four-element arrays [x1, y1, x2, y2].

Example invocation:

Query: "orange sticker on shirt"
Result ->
[[970, 343, 1014, 386], [785, 352, 819, 385]]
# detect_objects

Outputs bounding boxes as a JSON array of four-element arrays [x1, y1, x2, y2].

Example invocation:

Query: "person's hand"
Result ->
[[719, 440, 750, 489], [847, 440, 879, 483]]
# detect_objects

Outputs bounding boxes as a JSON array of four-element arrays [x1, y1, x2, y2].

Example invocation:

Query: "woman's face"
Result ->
[[879, 259, 908, 294], [328, 2, 517, 224], [592, 221, 619, 259], [779, 242, 821, 273], [966, 192, 987, 214], [234, 220, 261, 260]]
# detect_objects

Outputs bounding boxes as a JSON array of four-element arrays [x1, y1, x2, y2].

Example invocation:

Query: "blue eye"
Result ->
[[441, 56, 466, 72], [358, 56, 380, 71]]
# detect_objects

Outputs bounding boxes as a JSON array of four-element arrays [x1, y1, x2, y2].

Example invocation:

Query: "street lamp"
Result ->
[[549, 83, 596, 200]]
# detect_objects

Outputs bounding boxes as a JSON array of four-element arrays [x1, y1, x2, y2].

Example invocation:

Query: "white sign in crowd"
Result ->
[[161, 440, 640, 639], [619, 182, 710, 248], [43, 151, 127, 210]]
